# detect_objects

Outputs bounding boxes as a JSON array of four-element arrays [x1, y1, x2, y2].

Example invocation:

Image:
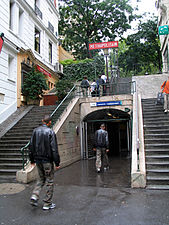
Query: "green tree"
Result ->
[[59, 0, 134, 59], [55, 79, 74, 100], [118, 18, 162, 76], [22, 68, 48, 101]]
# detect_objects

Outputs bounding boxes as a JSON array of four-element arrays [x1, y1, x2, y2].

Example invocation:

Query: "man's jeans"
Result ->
[[164, 93, 169, 110], [96, 147, 109, 170], [32, 162, 54, 206]]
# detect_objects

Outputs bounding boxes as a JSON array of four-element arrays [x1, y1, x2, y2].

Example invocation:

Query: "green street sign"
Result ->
[[159, 25, 169, 35]]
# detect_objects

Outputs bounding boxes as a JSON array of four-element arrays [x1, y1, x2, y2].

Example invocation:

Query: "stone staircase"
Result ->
[[142, 98, 169, 190], [0, 101, 70, 181]]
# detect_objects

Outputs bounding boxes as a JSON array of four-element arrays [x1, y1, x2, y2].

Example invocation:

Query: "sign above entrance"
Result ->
[[36, 65, 51, 77], [89, 41, 118, 50], [90, 101, 122, 107]]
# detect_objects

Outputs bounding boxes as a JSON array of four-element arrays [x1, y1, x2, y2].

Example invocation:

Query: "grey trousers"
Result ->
[[32, 162, 54, 206], [96, 147, 109, 170]]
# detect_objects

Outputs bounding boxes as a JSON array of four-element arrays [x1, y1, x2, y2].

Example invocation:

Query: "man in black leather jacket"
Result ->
[[29, 115, 60, 210]]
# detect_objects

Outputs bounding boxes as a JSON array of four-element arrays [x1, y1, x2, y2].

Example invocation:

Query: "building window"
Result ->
[[9, 1, 14, 30], [48, 81, 51, 89], [49, 42, 52, 63], [48, 21, 54, 33], [0, 93, 5, 104], [35, 0, 42, 19], [8, 55, 15, 80], [164, 46, 168, 73], [19, 7, 24, 37], [34, 28, 40, 54]]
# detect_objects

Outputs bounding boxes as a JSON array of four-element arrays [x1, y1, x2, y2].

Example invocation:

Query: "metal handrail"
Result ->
[[20, 85, 77, 170], [74, 81, 136, 97], [21, 141, 30, 171], [50, 85, 76, 118]]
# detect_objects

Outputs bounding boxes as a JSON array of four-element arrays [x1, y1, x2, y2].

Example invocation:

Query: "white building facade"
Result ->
[[0, 0, 60, 124], [156, 0, 169, 73]]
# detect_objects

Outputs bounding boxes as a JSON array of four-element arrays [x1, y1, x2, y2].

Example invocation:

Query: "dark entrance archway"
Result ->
[[82, 108, 131, 159]]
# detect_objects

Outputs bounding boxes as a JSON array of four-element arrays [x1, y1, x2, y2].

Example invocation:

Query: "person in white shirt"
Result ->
[[90, 79, 97, 97], [101, 73, 107, 83]]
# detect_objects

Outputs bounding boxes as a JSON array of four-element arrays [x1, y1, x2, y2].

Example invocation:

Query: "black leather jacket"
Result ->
[[29, 124, 60, 166]]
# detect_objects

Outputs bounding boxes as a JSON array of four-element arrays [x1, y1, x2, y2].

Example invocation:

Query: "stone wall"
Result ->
[[132, 74, 169, 99], [80, 95, 133, 120], [53, 98, 81, 167]]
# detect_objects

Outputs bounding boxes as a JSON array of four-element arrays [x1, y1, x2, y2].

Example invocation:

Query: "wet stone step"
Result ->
[[0, 158, 23, 163], [145, 134, 169, 139], [145, 143, 169, 149], [146, 185, 169, 190], [145, 139, 169, 144], [0, 169, 18, 175], [0, 163, 22, 169]]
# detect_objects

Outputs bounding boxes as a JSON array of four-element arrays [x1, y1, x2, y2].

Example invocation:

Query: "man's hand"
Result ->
[[93, 148, 96, 151], [55, 166, 60, 170], [106, 149, 109, 152], [31, 163, 36, 168]]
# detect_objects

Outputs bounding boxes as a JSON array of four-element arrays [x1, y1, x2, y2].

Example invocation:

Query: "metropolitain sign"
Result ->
[[89, 41, 118, 50]]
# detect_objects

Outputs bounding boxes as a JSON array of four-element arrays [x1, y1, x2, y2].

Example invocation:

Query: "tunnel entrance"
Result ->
[[82, 109, 131, 159]]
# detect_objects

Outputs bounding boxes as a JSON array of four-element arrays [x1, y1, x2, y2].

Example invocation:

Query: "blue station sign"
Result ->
[[90, 101, 122, 107]]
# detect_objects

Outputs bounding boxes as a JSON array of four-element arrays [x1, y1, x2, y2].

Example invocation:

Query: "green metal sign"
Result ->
[[158, 25, 169, 35]]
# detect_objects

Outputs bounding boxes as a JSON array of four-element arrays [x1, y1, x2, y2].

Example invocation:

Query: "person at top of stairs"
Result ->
[[161, 76, 169, 113]]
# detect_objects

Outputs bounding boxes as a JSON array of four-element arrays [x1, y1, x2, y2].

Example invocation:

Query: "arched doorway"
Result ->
[[81, 108, 131, 159]]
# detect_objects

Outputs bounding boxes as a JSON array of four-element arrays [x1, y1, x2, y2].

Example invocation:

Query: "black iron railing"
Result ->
[[35, 5, 42, 19]]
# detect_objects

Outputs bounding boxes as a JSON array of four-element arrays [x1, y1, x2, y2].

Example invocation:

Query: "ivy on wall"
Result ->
[[60, 56, 105, 82]]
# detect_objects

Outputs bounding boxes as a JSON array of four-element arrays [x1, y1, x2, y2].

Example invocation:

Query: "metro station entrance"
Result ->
[[82, 109, 131, 159]]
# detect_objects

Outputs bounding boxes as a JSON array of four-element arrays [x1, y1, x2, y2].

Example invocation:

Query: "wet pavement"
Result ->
[[0, 157, 169, 225]]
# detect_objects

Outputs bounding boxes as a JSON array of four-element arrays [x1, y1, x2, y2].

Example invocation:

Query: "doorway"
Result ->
[[82, 109, 131, 159]]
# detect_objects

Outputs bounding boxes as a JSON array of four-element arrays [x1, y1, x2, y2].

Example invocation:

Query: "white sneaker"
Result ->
[[30, 195, 38, 207], [97, 168, 101, 173], [164, 109, 167, 113], [43, 203, 56, 210]]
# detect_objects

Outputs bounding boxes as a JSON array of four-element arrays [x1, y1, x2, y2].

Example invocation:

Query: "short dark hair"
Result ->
[[42, 115, 52, 124], [100, 123, 105, 127]]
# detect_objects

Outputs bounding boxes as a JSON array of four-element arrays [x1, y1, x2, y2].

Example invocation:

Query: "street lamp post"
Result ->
[[103, 48, 109, 95]]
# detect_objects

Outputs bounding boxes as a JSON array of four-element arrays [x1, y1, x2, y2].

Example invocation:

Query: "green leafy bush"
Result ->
[[55, 79, 74, 101], [22, 67, 49, 100]]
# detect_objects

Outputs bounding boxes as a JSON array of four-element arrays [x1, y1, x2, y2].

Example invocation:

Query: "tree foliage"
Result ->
[[59, 0, 134, 59], [55, 79, 74, 100], [118, 18, 162, 76], [22, 68, 49, 100]]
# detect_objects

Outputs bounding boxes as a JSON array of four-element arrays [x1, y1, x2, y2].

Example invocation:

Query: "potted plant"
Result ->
[[22, 67, 49, 105]]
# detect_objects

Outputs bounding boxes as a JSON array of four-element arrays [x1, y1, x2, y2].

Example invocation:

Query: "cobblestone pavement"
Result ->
[[0, 158, 169, 225]]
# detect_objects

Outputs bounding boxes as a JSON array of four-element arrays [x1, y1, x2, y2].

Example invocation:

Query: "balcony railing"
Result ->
[[35, 5, 42, 19], [48, 21, 54, 33]]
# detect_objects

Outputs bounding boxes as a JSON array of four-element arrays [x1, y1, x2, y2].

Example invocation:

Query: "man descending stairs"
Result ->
[[142, 98, 169, 190], [0, 105, 57, 180]]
